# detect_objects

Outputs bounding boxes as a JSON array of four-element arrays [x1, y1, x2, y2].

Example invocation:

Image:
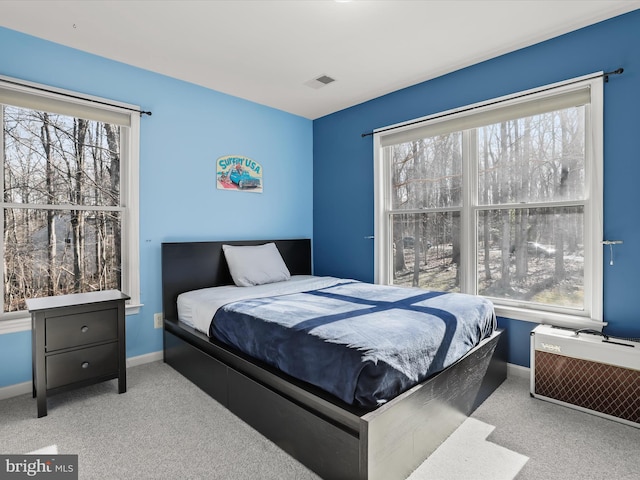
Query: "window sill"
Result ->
[[126, 303, 142, 316], [0, 303, 144, 335], [494, 304, 606, 331]]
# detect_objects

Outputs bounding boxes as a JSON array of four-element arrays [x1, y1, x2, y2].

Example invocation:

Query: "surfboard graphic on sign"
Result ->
[[216, 155, 263, 193]]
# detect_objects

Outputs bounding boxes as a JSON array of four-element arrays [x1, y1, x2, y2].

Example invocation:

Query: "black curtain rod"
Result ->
[[361, 68, 623, 138], [1, 77, 152, 117]]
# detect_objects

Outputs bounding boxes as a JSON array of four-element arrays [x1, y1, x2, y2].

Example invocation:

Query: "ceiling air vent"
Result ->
[[316, 75, 335, 85], [305, 74, 336, 89]]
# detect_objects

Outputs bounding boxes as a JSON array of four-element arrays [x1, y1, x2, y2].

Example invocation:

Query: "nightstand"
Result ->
[[27, 290, 129, 418]]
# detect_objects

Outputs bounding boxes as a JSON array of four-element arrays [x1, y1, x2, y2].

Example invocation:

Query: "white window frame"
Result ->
[[0, 75, 141, 334], [374, 73, 604, 330]]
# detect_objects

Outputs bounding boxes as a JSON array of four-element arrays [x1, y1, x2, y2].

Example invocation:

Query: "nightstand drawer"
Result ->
[[46, 342, 119, 390], [46, 308, 118, 351]]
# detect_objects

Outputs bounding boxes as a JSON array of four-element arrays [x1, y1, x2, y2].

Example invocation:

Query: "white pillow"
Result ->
[[222, 243, 291, 287]]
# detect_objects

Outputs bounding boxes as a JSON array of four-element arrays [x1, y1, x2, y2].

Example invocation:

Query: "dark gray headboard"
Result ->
[[161, 239, 311, 322]]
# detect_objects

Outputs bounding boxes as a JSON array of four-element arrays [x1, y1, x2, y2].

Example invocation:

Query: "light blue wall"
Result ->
[[313, 9, 640, 367], [0, 27, 313, 387], [0, 331, 32, 387]]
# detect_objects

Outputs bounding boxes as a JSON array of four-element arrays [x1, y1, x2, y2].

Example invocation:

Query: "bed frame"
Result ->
[[161, 239, 507, 480]]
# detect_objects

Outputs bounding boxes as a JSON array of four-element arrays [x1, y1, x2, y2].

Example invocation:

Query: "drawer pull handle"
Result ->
[[81, 326, 89, 333], [81, 362, 90, 369]]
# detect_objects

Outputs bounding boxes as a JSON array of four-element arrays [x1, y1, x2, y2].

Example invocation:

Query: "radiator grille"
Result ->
[[535, 350, 640, 424]]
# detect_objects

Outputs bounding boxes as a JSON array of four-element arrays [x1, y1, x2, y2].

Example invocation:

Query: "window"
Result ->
[[0, 76, 140, 320], [374, 74, 603, 328]]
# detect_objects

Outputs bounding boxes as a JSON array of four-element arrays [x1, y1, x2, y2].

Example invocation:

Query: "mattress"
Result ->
[[177, 275, 339, 332], [178, 276, 496, 407]]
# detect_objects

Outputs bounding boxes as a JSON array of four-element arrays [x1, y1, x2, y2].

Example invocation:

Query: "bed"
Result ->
[[161, 239, 507, 480]]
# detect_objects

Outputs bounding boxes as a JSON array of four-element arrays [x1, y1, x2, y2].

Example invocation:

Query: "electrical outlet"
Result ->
[[153, 313, 163, 329]]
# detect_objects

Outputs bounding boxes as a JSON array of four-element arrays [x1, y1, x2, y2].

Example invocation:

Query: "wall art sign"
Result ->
[[216, 155, 263, 193]]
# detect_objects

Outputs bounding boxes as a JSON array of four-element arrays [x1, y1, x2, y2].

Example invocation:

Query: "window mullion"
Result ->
[[373, 135, 387, 284], [475, 199, 587, 210], [387, 206, 462, 215], [2, 203, 125, 212], [461, 129, 476, 294]]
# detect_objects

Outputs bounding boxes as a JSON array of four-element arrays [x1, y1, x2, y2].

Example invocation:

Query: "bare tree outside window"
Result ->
[[390, 132, 462, 291], [2, 105, 122, 312], [388, 106, 586, 310], [476, 108, 585, 308]]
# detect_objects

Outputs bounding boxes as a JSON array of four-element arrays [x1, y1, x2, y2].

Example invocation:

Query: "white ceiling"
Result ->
[[1, 1, 639, 119]]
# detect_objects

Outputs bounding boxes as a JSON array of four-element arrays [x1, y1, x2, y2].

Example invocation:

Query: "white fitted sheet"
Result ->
[[177, 275, 348, 334]]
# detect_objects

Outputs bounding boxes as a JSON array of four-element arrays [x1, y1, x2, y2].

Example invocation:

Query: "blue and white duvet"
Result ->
[[206, 277, 496, 408]]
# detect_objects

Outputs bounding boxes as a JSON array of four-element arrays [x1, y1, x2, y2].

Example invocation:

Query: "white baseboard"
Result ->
[[0, 350, 163, 400], [0, 381, 32, 401], [507, 362, 530, 380], [125, 350, 163, 368]]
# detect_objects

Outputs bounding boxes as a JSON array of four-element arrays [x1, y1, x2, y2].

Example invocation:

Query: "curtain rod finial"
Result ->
[[604, 67, 624, 82]]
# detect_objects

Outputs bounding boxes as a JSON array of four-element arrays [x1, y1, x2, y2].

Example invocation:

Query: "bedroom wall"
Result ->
[[0, 27, 313, 388], [313, 9, 640, 367]]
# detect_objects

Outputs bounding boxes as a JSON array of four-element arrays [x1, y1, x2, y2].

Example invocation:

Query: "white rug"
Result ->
[[408, 418, 529, 480]]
